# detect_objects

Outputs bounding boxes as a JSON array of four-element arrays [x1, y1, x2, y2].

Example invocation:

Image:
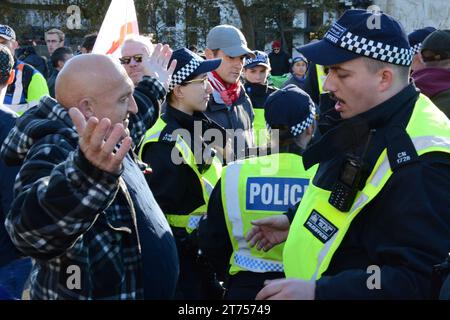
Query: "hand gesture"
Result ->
[[245, 215, 290, 251], [142, 43, 177, 91], [69, 107, 132, 174]]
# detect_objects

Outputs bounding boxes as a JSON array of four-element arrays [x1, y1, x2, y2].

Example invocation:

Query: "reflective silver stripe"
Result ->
[[146, 131, 161, 142], [371, 155, 390, 187], [310, 232, 337, 281], [350, 193, 368, 214], [6, 103, 29, 114], [202, 177, 214, 197], [234, 251, 284, 273], [224, 161, 251, 255], [413, 135, 450, 152], [176, 135, 191, 161], [309, 135, 450, 281], [188, 215, 202, 230], [12, 67, 23, 105]]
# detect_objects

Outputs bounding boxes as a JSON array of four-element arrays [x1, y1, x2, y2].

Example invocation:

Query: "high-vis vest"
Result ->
[[222, 153, 317, 275], [138, 117, 222, 233], [3, 61, 49, 115], [316, 65, 326, 95], [253, 108, 269, 147], [284, 94, 450, 281]]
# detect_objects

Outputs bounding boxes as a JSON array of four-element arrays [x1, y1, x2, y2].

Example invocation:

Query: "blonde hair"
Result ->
[[45, 28, 65, 42], [121, 34, 153, 56]]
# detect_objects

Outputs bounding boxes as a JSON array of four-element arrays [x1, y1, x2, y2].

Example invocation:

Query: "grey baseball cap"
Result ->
[[206, 25, 255, 58]]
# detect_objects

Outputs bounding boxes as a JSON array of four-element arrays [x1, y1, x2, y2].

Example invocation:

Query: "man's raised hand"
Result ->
[[142, 43, 177, 91], [69, 107, 131, 174]]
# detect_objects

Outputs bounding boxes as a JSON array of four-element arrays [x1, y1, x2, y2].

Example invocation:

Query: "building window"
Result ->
[[207, 7, 220, 26], [308, 8, 322, 28], [166, 6, 176, 27]]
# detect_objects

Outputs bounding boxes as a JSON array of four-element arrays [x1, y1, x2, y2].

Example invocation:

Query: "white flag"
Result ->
[[92, 0, 139, 58]]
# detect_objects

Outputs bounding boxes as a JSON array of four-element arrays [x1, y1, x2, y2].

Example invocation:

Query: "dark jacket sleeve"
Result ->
[[0, 112, 22, 265], [316, 153, 450, 299], [198, 180, 233, 280], [129, 76, 166, 147], [5, 139, 121, 260]]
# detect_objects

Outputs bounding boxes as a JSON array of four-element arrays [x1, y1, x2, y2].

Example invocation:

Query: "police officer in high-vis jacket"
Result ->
[[250, 9, 450, 300], [138, 48, 224, 299], [198, 85, 318, 299]]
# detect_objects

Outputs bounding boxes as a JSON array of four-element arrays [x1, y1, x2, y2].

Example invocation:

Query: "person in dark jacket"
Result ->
[[47, 46, 73, 98], [282, 54, 309, 90], [16, 39, 49, 78], [243, 50, 277, 108], [0, 44, 32, 300], [250, 10, 450, 300], [139, 48, 224, 299], [242, 50, 277, 146], [268, 40, 291, 76], [0, 51, 179, 300], [80, 33, 97, 54], [408, 27, 436, 74], [412, 30, 450, 117], [204, 25, 256, 160]]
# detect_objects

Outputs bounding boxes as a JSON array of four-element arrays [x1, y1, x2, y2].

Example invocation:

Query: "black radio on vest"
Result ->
[[329, 129, 375, 212]]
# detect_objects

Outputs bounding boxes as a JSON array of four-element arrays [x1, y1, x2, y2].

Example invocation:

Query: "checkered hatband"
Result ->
[[169, 59, 201, 91], [290, 112, 315, 137], [338, 31, 414, 66], [411, 43, 422, 55]]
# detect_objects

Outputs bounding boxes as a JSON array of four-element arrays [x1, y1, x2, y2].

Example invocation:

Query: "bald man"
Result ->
[[0, 52, 179, 300]]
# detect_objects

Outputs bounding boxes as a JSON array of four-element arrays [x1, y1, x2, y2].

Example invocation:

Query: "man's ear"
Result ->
[[205, 48, 214, 60], [379, 68, 394, 92], [57, 60, 65, 70], [78, 98, 94, 119], [6, 69, 15, 85]]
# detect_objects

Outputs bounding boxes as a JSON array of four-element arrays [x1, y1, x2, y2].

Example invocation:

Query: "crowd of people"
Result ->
[[0, 8, 449, 300]]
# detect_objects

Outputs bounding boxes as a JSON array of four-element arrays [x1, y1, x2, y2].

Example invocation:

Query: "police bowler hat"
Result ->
[[297, 9, 413, 67], [264, 84, 316, 137], [168, 48, 221, 91]]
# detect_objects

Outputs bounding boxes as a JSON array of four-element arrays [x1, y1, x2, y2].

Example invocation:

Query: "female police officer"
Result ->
[[138, 48, 224, 299]]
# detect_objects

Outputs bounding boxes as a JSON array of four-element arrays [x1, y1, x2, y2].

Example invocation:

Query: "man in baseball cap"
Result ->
[[204, 25, 256, 160], [408, 26, 436, 72], [413, 29, 450, 116], [254, 9, 450, 300]]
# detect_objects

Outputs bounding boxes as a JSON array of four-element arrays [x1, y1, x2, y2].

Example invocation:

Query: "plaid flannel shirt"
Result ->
[[0, 77, 166, 299]]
